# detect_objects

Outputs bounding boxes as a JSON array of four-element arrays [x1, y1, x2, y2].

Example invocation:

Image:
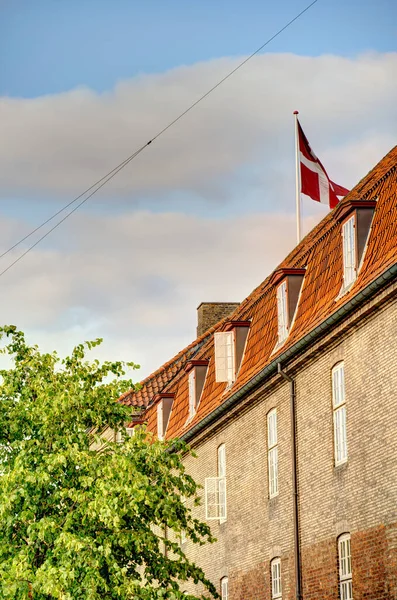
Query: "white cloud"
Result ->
[[0, 52, 396, 200], [0, 210, 316, 377], [0, 51, 395, 378]]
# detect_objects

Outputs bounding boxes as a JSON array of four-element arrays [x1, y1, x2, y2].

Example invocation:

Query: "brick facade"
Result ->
[[180, 295, 397, 599], [122, 148, 397, 599]]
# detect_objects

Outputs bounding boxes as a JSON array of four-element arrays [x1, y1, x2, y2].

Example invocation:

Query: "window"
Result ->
[[186, 360, 209, 422], [221, 577, 228, 600], [267, 409, 278, 497], [218, 444, 227, 523], [188, 369, 196, 419], [214, 331, 235, 383], [332, 363, 348, 465], [342, 216, 356, 287], [271, 558, 282, 599], [157, 402, 164, 440], [204, 444, 227, 521], [156, 394, 174, 441], [338, 534, 353, 599], [277, 281, 288, 343]]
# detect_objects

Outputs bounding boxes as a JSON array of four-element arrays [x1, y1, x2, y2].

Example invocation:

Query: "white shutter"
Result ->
[[342, 217, 356, 287], [218, 444, 226, 478], [277, 281, 288, 343], [267, 409, 277, 447], [332, 363, 347, 465], [332, 363, 345, 407], [217, 444, 227, 523], [267, 409, 278, 497], [188, 369, 196, 418], [157, 401, 164, 440], [215, 332, 234, 383]]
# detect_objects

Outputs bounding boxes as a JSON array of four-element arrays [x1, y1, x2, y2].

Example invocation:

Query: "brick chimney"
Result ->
[[197, 302, 240, 337]]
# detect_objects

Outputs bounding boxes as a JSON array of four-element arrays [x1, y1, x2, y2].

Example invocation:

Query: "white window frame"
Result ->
[[157, 401, 164, 441], [188, 369, 196, 419], [277, 281, 288, 344], [204, 444, 227, 522], [221, 576, 228, 600], [214, 331, 235, 384], [338, 534, 353, 600], [267, 409, 279, 498], [342, 216, 357, 288], [218, 443, 227, 523], [332, 363, 348, 466], [271, 557, 282, 599]]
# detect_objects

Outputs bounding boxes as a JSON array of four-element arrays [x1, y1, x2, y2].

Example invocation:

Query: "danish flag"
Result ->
[[297, 118, 349, 209]]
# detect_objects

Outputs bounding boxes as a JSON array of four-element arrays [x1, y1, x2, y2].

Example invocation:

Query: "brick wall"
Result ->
[[180, 295, 397, 599], [196, 302, 239, 337]]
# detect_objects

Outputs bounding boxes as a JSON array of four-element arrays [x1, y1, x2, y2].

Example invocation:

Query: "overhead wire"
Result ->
[[0, 0, 319, 278]]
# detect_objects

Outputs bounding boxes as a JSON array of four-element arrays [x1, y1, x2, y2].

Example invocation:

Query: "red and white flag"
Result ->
[[297, 119, 349, 209]]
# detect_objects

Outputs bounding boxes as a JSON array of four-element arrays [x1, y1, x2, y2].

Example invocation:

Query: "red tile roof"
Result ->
[[121, 146, 397, 440]]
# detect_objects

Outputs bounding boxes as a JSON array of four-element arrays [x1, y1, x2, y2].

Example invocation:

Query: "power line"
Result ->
[[0, 0, 319, 278], [0, 144, 149, 278]]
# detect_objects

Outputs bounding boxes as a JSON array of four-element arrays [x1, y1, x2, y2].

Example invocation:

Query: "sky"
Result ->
[[0, 0, 396, 379]]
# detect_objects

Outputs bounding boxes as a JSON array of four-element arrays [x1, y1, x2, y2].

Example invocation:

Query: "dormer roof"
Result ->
[[334, 198, 377, 222]]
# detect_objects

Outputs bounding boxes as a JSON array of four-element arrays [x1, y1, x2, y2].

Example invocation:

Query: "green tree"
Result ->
[[0, 326, 218, 600]]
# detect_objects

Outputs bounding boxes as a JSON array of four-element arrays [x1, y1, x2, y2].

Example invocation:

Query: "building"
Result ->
[[120, 147, 397, 599]]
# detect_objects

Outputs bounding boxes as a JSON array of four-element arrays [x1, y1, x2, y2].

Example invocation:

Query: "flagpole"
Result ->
[[293, 110, 302, 244]]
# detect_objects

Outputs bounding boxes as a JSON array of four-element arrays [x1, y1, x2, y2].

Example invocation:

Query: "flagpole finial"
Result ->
[[293, 110, 299, 115]]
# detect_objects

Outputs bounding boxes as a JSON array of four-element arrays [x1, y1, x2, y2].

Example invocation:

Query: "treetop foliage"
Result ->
[[0, 326, 218, 600]]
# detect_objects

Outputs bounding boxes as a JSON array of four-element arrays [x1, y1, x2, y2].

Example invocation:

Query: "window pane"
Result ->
[[219, 478, 226, 519], [268, 447, 278, 497], [340, 580, 353, 600], [277, 281, 288, 342], [342, 217, 356, 286], [334, 406, 347, 464], [188, 370, 196, 417], [332, 363, 345, 408], [218, 444, 226, 478], [268, 409, 277, 447], [157, 401, 163, 440], [214, 332, 235, 383], [221, 577, 228, 600], [271, 558, 282, 598]]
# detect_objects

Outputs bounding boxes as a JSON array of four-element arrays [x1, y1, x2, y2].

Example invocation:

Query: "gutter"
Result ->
[[181, 262, 397, 445], [278, 365, 302, 600]]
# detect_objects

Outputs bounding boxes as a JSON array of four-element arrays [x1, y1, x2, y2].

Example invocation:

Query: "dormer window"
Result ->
[[214, 321, 250, 384], [342, 216, 356, 287], [214, 331, 234, 384], [271, 269, 305, 347], [155, 393, 175, 440], [277, 281, 288, 343], [185, 360, 209, 420], [335, 199, 377, 293]]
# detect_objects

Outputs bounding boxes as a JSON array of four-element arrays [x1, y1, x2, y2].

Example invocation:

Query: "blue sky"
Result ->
[[1, 0, 396, 98], [0, 0, 396, 376]]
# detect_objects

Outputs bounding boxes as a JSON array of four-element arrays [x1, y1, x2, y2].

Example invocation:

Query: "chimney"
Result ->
[[197, 302, 240, 337]]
